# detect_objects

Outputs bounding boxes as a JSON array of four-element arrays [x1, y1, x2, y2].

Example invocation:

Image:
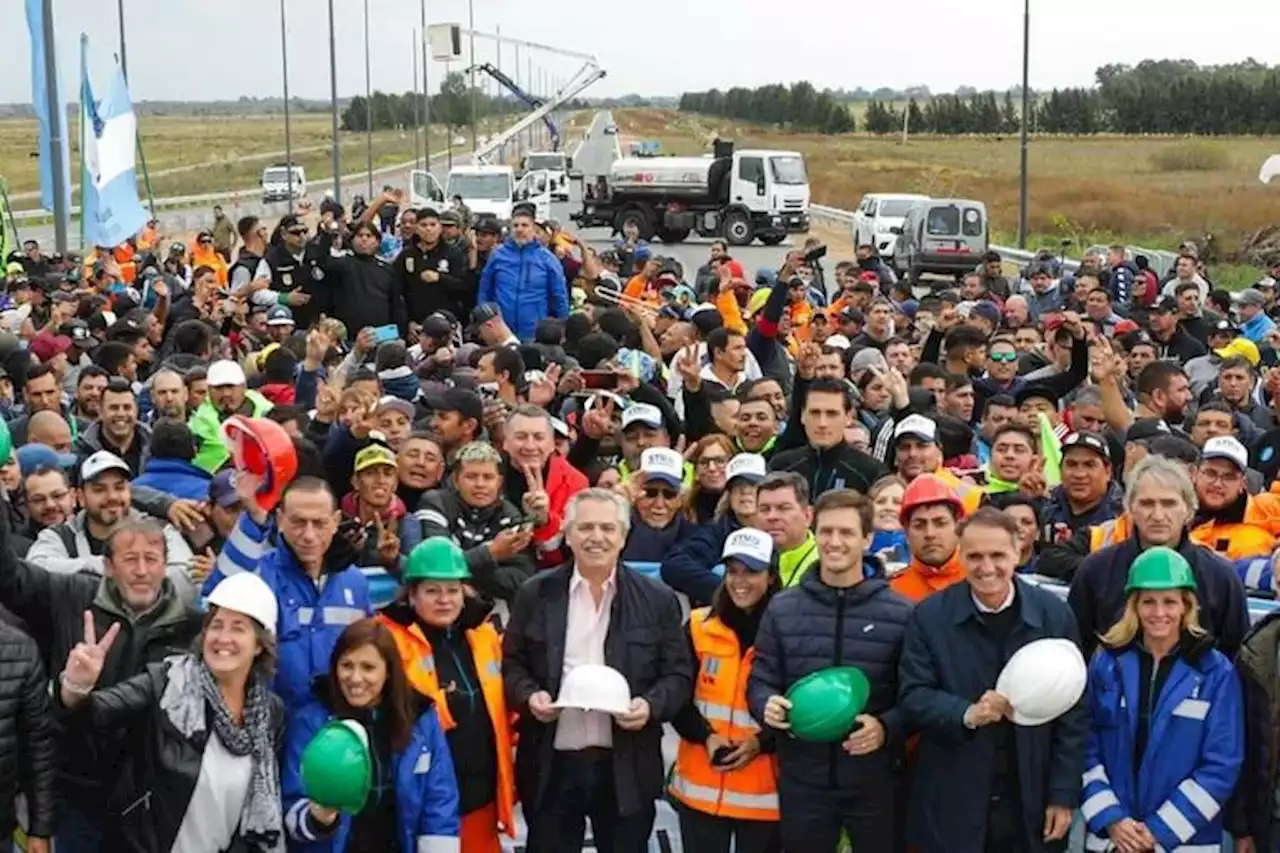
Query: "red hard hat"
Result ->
[[221, 416, 299, 513], [899, 474, 964, 527]]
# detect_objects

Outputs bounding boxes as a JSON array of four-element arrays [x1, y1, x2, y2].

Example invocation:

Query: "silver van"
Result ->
[[891, 198, 989, 281]]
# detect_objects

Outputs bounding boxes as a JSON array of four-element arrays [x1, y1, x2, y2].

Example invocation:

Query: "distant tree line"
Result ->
[[681, 59, 1280, 135], [678, 82, 855, 134]]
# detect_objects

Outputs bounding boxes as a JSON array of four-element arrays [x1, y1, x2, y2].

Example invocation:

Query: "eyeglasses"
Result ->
[[642, 486, 681, 500], [695, 456, 729, 470], [989, 352, 1018, 363], [1198, 468, 1243, 486]]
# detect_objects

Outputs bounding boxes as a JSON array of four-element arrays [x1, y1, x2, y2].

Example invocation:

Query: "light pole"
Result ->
[[327, 0, 340, 202], [279, 0, 294, 209], [468, 0, 477, 151], [412, 30, 422, 171], [420, 0, 430, 167], [41, 0, 68, 253], [116, 0, 129, 78], [1017, 0, 1030, 249], [364, 0, 373, 198]]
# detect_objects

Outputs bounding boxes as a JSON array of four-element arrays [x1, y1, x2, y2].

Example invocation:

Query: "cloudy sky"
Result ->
[[4, 0, 1275, 103]]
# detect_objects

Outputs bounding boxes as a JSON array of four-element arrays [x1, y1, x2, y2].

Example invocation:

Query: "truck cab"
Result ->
[[519, 152, 573, 201], [725, 148, 810, 245], [411, 164, 552, 225], [261, 164, 306, 204]]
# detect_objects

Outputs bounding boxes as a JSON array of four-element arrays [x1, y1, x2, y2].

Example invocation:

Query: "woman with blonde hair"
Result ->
[[1080, 546, 1243, 853], [684, 434, 736, 524]]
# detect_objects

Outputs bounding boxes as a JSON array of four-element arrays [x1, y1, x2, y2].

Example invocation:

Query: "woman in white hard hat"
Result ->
[[56, 570, 287, 853], [1080, 547, 1243, 853]]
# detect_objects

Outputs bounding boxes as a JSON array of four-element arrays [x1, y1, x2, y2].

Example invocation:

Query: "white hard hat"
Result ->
[[206, 572, 279, 636], [995, 638, 1086, 726], [553, 664, 631, 715]]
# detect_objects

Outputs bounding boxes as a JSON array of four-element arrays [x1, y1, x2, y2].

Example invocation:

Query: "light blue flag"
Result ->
[[80, 37, 149, 249], [24, 0, 72, 215]]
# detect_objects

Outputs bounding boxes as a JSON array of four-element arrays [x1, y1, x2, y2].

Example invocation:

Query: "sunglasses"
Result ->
[[642, 486, 681, 500], [287, 228, 308, 237], [989, 352, 1018, 363]]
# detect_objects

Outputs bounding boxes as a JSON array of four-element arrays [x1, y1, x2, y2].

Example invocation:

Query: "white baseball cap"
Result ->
[[823, 334, 852, 350], [722, 527, 774, 572], [621, 403, 664, 431], [894, 414, 937, 444], [80, 450, 131, 484], [726, 453, 767, 485], [1201, 436, 1248, 472], [207, 359, 247, 388], [640, 447, 684, 487]]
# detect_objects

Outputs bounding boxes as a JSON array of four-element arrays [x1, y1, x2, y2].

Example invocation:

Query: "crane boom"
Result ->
[[471, 64, 605, 164], [464, 63, 560, 151]]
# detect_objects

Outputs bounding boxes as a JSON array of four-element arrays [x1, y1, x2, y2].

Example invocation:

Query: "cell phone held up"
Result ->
[[580, 369, 619, 390], [370, 324, 401, 346]]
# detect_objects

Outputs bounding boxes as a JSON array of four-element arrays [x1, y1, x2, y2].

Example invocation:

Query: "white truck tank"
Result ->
[[609, 156, 721, 196]]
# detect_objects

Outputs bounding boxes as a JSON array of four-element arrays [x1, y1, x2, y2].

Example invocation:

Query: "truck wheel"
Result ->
[[723, 211, 754, 246], [656, 228, 690, 244], [617, 209, 652, 241], [759, 234, 786, 246]]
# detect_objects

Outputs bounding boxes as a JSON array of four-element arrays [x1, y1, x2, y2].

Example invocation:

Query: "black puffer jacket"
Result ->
[[412, 487, 535, 602], [768, 441, 888, 499], [0, 621, 55, 839], [64, 658, 285, 853], [315, 231, 407, 335], [0, 510, 202, 807], [747, 568, 913, 785]]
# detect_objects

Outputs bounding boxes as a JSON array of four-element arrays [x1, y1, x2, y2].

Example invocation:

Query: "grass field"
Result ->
[[1, 110, 588, 206], [614, 108, 1280, 274]]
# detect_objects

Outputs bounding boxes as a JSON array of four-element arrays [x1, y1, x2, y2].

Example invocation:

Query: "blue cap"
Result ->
[[17, 443, 76, 477], [210, 469, 239, 507], [634, 245, 653, 261], [899, 299, 920, 318]]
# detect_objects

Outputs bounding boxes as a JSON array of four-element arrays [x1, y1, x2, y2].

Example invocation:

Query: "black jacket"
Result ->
[[1231, 611, 1280, 847], [314, 233, 406, 335], [264, 240, 330, 328], [395, 238, 471, 323], [1152, 327, 1207, 364], [769, 441, 888, 498], [0, 621, 55, 839], [0, 512, 202, 805], [65, 659, 285, 853], [501, 561, 692, 816], [898, 578, 1089, 853], [413, 487, 535, 603], [1067, 533, 1249, 660], [747, 572, 913, 785]]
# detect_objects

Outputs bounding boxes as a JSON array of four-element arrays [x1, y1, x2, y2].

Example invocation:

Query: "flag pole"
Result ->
[[80, 35, 89, 251], [41, 0, 70, 254], [0, 178, 20, 250]]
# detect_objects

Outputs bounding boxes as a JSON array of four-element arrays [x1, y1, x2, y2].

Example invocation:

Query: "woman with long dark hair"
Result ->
[[281, 619, 460, 852], [684, 434, 735, 525]]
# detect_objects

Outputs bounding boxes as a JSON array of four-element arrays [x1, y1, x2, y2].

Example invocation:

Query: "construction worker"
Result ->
[[377, 538, 514, 853], [890, 474, 966, 602], [1188, 436, 1280, 591]]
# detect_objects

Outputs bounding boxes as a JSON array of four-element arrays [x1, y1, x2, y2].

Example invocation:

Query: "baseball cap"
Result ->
[[421, 314, 453, 341], [376, 395, 416, 420], [1237, 289, 1268, 308], [438, 210, 461, 227], [1212, 319, 1240, 336], [209, 469, 240, 508], [726, 453, 767, 485], [1125, 418, 1171, 444], [471, 303, 501, 326], [424, 387, 483, 424], [354, 443, 398, 473], [207, 360, 247, 387], [1015, 384, 1058, 408], [81, 450, 131, 483], [1062, 431, 1111, 464], [823, 334, 852, 350], [893, 414, 938, 444], [721, 527, 774, 572], [511, 202, 537, 220], [633, 245, 653, 262], [1201, 436, 1248, 472], [16, 443, 76, 476], [473, 217, 502, 235], [1152, 296, 1179, 314], [849, 348, 888, 375], [971, 301, 1001, 325], [621, 403, 664, 431], [1215, 337, 1261, 367], [266, 305, 295, 327], [640, 447, 684, 487]]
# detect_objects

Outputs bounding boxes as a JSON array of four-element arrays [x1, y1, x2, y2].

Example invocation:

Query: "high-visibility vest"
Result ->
[[1090, 515, 1131, 552], [378, 614, 516, 838], [1190, 493, 1280, 560], [669, 608, 780, 822]]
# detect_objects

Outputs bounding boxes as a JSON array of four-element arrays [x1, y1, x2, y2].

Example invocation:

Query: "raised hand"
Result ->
[[63, 611, 121, 695], [521, 465, 551, 527]]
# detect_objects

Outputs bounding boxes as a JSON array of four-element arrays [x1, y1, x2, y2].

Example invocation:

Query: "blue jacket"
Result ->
[[476, 238, 568, 342], [282, 698, 460, 852], [747, 571, 913, 785], [1081, 639, 1243, 852], [897, 578, 1088, 853], [206, 541, 372, 713], [1107, 261, 1137, 305], [661, 513, 743, 607], [131, 458, 214, 502], [1243, 311, 1277, 346]]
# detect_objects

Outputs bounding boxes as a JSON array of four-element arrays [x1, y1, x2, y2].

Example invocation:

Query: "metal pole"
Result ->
[[364, 0, 373, 198], [467, 0, 477, 152], [328, 0, 341, 202], [495, 24, 502, 162], [116, 0, 128, 79], [1017, 0, 1030, 249], [280, 0, 294, 210], [41, 0, 68, 253], [513, 42, 521, 158], [412, 30, 422, 171], [527, 55, 534, 151], [420, 0, 430, 167]]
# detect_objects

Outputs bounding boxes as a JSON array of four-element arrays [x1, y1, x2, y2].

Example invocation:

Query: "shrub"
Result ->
[[1149, 141, 1230, 173]]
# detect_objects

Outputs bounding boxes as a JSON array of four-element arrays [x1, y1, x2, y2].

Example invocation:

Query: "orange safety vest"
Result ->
[[932, 468, 985, 517], [191, 245, 230, 286], [890, 551, 966, 603], [669, 608, 779, 822], [1190, 493, 1280, 561], [377, 614, 517, 838], [113, 244, 137, 283], [1089, 514, 1132, 552]]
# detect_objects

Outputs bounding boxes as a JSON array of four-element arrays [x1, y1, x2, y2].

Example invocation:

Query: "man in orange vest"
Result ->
[[891, 414, 983, 515], [890, 474, 966, 602], [1189, 435, 1280, 591], [378, 538, 515, 853]]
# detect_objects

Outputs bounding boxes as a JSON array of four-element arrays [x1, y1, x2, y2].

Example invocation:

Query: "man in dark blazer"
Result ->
[[503, 487, 692, 853]]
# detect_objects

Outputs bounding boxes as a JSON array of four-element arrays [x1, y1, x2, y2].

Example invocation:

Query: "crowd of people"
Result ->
[[1, 185, 1279, 853]]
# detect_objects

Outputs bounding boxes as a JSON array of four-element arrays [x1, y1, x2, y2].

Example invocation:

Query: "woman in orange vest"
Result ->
[[377, 537, 514, 853], [669, 527, 782, 853], [191, 230, 230, 285]]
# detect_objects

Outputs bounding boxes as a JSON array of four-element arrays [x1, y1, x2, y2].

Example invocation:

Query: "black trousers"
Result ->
[[525, 750, 656, 853], [778, 774, 898, 853], [674, 801, 780, 853]]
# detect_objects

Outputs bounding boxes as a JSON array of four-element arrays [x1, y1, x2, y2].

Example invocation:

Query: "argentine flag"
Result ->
[[80, 35, 149, 249]]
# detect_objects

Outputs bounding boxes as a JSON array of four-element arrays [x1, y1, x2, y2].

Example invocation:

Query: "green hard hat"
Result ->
[[301, 720, 373, 813], [785, 666, 871, 742], [1126, 546, 1196, 593], [403, 536, 471, 582]]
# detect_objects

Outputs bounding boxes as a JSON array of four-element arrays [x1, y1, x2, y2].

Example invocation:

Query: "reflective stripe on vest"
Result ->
[[670, 608, 779, 821], [297, 606, 366, 627]]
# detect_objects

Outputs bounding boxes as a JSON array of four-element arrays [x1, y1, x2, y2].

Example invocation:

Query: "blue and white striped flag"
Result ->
[[80, 35, 149, 249], [24, 0, 72, 215]]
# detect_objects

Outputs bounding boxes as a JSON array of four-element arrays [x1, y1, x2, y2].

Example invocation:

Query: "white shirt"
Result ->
[[972, 583, 1017, 615], [554, 566, 617, 751], [170, 731, 252, 853]]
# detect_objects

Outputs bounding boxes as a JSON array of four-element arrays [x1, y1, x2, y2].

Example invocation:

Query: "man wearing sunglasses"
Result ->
[[264, 213, 325, 329]]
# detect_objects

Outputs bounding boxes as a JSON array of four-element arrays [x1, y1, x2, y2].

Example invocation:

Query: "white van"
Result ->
[[261, 165, 306, 204], [432, 165, 553, 224], [853, 193, 929, 260]]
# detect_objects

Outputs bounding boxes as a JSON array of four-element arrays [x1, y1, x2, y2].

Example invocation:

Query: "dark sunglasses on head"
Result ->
[[989, 352, 1018, 363], [643, 485, 680, 500]]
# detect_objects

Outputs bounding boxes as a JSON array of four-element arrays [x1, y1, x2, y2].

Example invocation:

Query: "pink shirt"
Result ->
[[554, 567, 617, 750]]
